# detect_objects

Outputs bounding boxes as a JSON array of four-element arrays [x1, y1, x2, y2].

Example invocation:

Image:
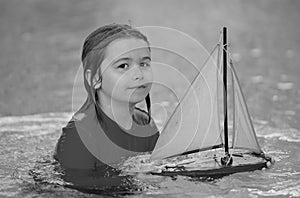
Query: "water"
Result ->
[[0, 110, 299, 197], [1, 1, 300, 197], [1, 33, 300, 197]]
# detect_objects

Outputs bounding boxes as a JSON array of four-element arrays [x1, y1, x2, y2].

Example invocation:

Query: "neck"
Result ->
[[97, 91, 136, 130]]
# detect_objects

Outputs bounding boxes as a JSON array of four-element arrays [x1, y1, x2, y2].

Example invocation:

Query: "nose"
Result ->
[[132, 65, 144, 81]]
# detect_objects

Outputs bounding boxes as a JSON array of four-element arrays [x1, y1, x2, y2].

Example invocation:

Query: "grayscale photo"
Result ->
[[0, 0, 299, 197]]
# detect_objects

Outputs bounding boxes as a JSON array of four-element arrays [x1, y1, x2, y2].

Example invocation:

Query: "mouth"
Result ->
[[130, 84, 148, 89]]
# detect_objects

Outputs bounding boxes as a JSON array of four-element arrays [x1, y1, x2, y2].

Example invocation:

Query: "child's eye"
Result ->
[[140, 62, 150, 67], [117, 63, 129, 69]]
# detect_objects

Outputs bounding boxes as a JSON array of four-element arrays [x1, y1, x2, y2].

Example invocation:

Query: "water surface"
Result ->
[[0, 110, 299, 197]]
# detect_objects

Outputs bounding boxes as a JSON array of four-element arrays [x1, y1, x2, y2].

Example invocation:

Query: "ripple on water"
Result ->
[[0, 113, 299, 197], [250, 179, 300, 197], [256, 124, 300, 143]]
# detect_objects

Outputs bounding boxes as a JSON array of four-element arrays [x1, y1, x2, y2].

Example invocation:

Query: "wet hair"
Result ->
[[82, 24, 150, 79]]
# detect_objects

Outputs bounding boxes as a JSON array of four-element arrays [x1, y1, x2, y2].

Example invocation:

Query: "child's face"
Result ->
[[99, 38, 152, 104]]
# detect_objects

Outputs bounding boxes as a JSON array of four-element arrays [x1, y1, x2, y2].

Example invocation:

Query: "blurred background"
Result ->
[[0, 0, 299, 129], [0, 1, 300, 197]]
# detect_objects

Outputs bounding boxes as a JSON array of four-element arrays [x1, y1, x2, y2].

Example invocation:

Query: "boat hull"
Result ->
[[121, 149, 274, 179], [151, 157, 271, 178]]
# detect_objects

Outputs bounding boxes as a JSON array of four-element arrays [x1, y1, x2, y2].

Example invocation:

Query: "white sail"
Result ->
[[151, 46, 223, 160], [150, 38, 263, 161], [230, 62, 263, 154]]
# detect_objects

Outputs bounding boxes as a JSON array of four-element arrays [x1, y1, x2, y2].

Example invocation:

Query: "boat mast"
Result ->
[[223, 27, 229, 156]]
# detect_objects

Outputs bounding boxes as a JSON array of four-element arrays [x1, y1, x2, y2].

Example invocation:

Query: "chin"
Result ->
[[128, 94, 148, 104], [128, 97, 145, 104]]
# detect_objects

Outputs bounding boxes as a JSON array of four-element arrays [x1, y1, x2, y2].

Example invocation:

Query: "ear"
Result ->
[[85, 69, 102, 89], [93, 67, 102, 89], [84, 69, 92, 87]]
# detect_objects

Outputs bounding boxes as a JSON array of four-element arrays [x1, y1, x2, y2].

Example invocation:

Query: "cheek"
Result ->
[[101, 73, 128, 95], [148, 69, 153, 80], [144, 68, 153, 83]]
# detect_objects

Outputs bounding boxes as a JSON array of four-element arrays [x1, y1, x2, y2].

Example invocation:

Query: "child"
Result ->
[[53, 24, 159, 172]]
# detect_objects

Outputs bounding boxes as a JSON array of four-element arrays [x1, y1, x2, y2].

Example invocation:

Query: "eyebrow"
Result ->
[[112, 57, 132, 65], [141, 56, 151, 61], [112, 56, 151, 65]]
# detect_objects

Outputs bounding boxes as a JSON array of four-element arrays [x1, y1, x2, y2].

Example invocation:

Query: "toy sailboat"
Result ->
[[121, 27, 274, 178]]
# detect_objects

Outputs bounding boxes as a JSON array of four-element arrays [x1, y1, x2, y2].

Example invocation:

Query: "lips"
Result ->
[[137, 85, 146, 88], [130, 84, 148, 89]]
